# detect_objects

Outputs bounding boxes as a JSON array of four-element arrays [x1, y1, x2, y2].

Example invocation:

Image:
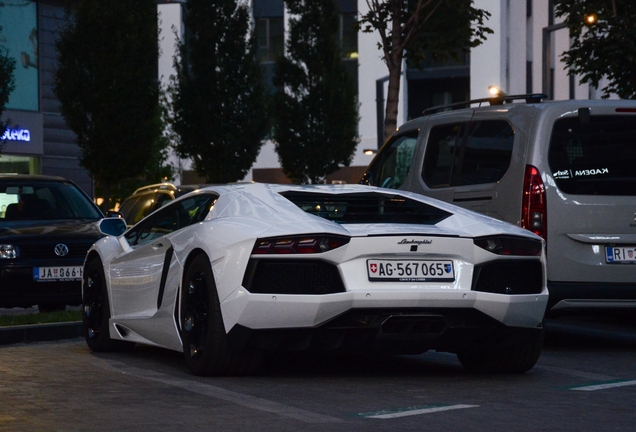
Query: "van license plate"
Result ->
[[605, 247, 636, 264], [367, 260, 455, 282]]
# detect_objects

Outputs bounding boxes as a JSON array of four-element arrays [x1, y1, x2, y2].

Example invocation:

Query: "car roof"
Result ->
[[395, 97, 636, 133], [130, 182, 211, 196], [194, 182, 505, 221], [0, 174, 73, 183]]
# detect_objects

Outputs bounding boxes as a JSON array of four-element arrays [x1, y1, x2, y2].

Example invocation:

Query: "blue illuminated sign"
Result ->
[[2, 126, 31, 142]]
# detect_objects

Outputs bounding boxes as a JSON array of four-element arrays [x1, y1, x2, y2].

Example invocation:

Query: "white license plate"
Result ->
[[367, 259, 455, 282], [606, 247, 636, 264], [34, 266, 83, 281]]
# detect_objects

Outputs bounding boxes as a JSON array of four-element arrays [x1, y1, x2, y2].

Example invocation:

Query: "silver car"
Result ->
[[362, 96, 636, 314]]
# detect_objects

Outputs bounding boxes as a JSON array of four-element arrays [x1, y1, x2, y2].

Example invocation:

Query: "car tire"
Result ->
[[82, 258, 134, 352], [457, 326, 544, 374], [181, 254, 261, 376]]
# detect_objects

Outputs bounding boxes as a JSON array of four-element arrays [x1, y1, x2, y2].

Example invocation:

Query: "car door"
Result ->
[[109, 194, 217, 318], [406, 110, 474, 207], [409, 110, 523, 221]]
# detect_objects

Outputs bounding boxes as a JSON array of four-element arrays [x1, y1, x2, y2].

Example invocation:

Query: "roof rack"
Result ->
[[422, 93, 548, 116]]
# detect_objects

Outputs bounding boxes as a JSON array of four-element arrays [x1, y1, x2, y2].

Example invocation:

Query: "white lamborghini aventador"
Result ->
[[83, 183, 548, 376]]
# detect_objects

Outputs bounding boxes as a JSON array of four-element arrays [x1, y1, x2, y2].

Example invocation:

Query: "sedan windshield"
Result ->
[[0, 181, 103, 221]]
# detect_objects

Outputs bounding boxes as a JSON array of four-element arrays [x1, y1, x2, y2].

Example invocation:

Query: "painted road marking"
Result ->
[[571, 379, 636, 392], [93, 359, 341, 423], [360, 404, 479, 419]]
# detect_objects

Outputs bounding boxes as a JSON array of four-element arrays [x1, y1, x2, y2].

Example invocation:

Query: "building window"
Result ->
[[0, 154, 40, 175], [339, 12, 357, 59], [255, 16, 284, 63], [0, 0, 39, 111]]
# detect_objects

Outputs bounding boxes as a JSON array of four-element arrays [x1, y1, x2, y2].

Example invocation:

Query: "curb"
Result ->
[[0, 322, 83, 346]]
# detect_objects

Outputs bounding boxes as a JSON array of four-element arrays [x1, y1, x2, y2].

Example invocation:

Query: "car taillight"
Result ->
[[521, 165, 547, 240], [474, 236, 543, 256], [252, 235, 350, 254]]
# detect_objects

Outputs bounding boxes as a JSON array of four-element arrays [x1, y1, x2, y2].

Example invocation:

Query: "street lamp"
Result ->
[[584, 13, 598, 25]]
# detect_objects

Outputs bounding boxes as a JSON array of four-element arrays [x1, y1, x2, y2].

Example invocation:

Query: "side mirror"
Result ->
[[98, 217, 127, 237]]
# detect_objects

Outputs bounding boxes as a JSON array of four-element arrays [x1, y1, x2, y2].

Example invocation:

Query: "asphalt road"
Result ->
[[1, 316, 635, 431]]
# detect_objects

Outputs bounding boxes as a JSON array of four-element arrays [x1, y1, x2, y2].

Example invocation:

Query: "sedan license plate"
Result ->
[[367, 259, 454, 282], [606, 247, 636, 264], [34, 266, 83, 282]]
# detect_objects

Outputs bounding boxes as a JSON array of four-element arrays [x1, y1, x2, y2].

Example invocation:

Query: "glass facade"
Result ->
[[0, 0, 39, 111], [0, 154, 40, 175]]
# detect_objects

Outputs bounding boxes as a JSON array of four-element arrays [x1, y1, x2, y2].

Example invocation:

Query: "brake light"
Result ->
[[521, 165, 547, 239], [474, 236, 542, 256], [616, 108, 636, 113], [252, 235, 350, 254]]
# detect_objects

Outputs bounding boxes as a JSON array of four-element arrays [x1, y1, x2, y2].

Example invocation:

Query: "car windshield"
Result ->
[[280, 191, 452, 225], [0, 180, 103, 221]]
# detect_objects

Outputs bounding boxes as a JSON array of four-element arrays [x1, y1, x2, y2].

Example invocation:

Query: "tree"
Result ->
[[359, 0, 492, 141], [0, 25, 16, 150], [54, 1, 164, 209], [168, 0, 268, 183], [272, 0, 359, 184], [555, 0, 636, 99]]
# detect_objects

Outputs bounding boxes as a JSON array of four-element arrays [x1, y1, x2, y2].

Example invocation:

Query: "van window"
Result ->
[[423, 123, 464, 187], [423, 120, 514, 188], [363, 132, 418, 189], [548, 115, 636, 196]]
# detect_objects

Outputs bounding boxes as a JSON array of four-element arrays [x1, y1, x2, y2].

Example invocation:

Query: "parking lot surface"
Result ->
[[1, 317, 635, 431]]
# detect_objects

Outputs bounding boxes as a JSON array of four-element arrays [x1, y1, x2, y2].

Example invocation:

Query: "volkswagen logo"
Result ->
[[54, 243, 69, 257]]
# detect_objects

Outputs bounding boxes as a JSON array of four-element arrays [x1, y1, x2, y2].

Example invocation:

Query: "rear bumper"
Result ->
[[222, 288, 548, 331], [227, 307, 544, 355], [548, 281, 636, 313]]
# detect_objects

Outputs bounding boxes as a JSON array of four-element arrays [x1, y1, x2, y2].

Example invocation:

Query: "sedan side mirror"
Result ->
[[99, 217, 127, 237]]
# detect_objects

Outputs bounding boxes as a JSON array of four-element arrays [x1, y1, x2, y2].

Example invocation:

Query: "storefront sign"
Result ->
[[2, 126, 31, 142]]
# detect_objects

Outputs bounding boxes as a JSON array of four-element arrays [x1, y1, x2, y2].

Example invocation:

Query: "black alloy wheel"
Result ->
[[181, 257, 211, 365], [82, 258, 133, 352], [180, 253, 261, 376]]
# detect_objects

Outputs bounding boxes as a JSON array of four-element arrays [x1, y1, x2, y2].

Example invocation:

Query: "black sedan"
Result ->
[[0, 175, 105, 312]]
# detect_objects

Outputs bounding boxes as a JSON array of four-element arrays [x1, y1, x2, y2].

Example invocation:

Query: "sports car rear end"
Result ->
[[222, 188, 547, 372]]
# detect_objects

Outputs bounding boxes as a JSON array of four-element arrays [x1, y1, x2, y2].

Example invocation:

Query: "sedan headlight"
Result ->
[[0, 244, 17, 259]]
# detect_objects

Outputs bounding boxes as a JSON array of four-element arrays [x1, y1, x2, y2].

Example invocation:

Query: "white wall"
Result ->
[[471, 0, 504, 99]]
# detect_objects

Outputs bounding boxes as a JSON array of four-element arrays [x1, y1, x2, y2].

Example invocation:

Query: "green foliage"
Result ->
[[168, 0, 268, 183], [0, 25, 16, 145], [0, 309, 81, 327], [53, 1, 165, 209], [359, 0, 492, 66], [272, 0, 359, 184], [555, 0, 636, 99], [358, 0, 491, 139]]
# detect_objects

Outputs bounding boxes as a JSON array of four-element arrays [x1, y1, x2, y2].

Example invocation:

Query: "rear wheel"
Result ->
[[457, 327, 544, 374], [180, 254, 261, 376], [82, 258, 134, 352]]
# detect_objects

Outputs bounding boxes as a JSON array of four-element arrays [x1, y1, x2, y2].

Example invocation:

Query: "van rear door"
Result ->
[[545, 107, 636, 288]]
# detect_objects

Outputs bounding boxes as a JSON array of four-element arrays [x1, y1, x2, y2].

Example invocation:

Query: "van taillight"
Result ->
[[521, 165, 547, 239]]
